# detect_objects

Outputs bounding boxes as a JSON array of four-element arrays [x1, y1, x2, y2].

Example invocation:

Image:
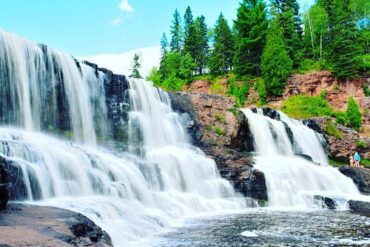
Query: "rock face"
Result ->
[[0, 204, 112, 246], [0, 156, 9, 209], [304, 117, 370, 161], [170, 92, 267, 201], [339, 166, 370, 195]]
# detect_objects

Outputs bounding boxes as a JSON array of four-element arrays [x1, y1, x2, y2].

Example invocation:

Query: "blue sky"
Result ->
[[0, 0, 314, 57]]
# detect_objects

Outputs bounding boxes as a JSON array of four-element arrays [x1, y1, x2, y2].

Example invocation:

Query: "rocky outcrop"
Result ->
[[339, 166, 370, 195], [348, 200, 370, 216], [0, 156, 9, 209], [0, 204, 112, 246], [170, 92, 267, 201], [304, 118, 368, 161]]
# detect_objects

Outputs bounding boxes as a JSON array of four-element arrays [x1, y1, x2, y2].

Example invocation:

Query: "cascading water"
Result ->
[[0, 29, 247, 246], [242, 108, 366, 209]]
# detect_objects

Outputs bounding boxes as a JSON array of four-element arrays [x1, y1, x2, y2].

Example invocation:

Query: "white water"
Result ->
[[0, 30, 247, 246], [242, 108, 366, 209], [0, 29, 102, 144]]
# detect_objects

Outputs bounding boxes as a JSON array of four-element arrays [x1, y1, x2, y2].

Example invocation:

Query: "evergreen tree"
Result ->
[[170, 9, 183, 52], [129, 53, 142, 79], [346, 96, 362, 130], [261, 19, 293, 96], [209, 13, 234, 75], [192, 16, 209, 74], [234, 0, 268, 76], [183, 6, 194, 39], [321, 0, 361, 79], [160, 33, 168, 57], [272, 0, 303, 68], [183, 6, 197, 69]]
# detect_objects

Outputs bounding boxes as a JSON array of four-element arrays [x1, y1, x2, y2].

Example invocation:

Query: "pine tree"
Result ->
[[170, 9, 183, 52], [193, 16, 209, 74], [272, 0, 303, 68], [346, 96, 362, 130], [130, 53, 142, 79], [234, 0, 268, 77], [160, 33, 168, 58], [209, 13, 234, 75], [183, 6, 197, 70], [321, 0, 361, 79], [261, 18, 293, 96]]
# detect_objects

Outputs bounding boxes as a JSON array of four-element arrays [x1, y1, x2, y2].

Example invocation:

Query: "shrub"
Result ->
[[227, 108, 239, 116], [364, 84, 370, 97], [325, 121, 342, 139], [298, 59, 322, 74], [281, 95, 333, 119], [360, 159, 370, 168], [335, 111, 349, 126], [210, 81, 225, 95], [356, 139, 367, 149], [215, 127, 225, 136], [346, 97, 362, 131], [255, 78, 267, 106], [215, 113, 225, 122]]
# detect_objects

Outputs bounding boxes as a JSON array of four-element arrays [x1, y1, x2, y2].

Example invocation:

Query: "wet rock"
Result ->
[[0, 204, 112, 246], [0, 156, 9, 209], [339, 166, 370, 195], [262, 106, 280, 121], [348, 200, 370, 216], [314, 195, 336, 209]]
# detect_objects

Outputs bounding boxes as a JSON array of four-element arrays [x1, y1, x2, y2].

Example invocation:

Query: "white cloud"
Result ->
[[78, 46, 161, 77], [110, 17, 123, 26], [118, 0, 134, 13]]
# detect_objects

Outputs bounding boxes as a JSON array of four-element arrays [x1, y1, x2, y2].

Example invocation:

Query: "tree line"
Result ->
[[145, 0, 369, 97]]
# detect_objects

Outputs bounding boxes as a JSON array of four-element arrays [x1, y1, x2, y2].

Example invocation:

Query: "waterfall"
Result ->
[[0, 29, 247, 246], [0, 29, 105, 144], [242, 108, 364, 209]]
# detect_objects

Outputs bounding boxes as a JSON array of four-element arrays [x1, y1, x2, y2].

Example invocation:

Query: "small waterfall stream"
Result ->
[[242, 108, 365, 209]]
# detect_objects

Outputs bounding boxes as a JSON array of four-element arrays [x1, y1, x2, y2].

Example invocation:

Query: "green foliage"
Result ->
[[356, 139, 367, 149], [234, 0, 268, 76], [335, 111, 349, 126], [364, 83, 370, 97], [272, 0, 304, 68], [205, 124, 212, 131], [255, 78, 267, 106], [227, 107, 239, 116], [281, 95, 333, 119], [147, 67, 162, 87], [321, 0, 362, 79], [298, 59, 328, 74], [358, 54, 370, 75], [209, 81, 225, 95], [160, 33, 168, 57], [227, 77, 249, 107], [129, 53, 142, 79], [179, 53, 196, 81], [360, 159, 370, 168], [346, 97, 362, 131], [261, 19, 293, 96], [170, 9, 183, 52], [325, 121, 342, 139], [329, 158, 347, 167], [215, 127, 225, 136], [215, 113, 225, 122], [162, 72, 186, 91], [208, 13, 234, 75]]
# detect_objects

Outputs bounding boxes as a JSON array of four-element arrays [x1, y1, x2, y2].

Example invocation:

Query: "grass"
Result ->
[[360, 159, 370, 168], [325, 121, 343, 139], [281, 95, 334, 119], [356, 140, 367, 149], [215, 127, 225, 136], [329, 158, 347, 167], [215, 113, 225, 122], [227, 107, 239, 117]]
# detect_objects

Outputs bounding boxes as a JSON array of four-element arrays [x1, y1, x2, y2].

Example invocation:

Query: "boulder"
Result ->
[[314, 195, 336, 209], [0, 204, 112, 246], [348, 200, 370, 216], [339, 166, 370, 195]]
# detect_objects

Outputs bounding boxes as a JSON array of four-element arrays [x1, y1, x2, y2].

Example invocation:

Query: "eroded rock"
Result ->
[[339, 166, 370, 195]]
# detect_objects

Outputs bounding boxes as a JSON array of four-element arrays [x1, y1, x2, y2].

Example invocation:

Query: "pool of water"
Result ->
[[144, 210, 370, 247]]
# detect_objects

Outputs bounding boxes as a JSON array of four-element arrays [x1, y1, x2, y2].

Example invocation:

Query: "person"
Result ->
[[349, 154, 354, 167], [354, 152, 361, 167]]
